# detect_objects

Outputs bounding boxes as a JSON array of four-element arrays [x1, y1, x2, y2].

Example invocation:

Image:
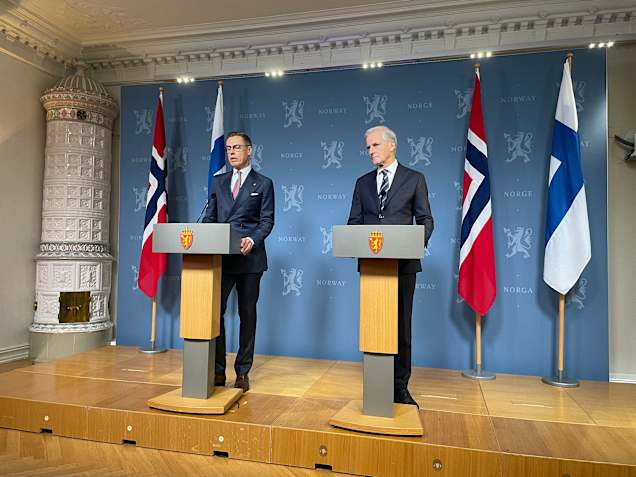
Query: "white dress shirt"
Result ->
[[376, 160, 398, 195], [230, 164, 252, 194]]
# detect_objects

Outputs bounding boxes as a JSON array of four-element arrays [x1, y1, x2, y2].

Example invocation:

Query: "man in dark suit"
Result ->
[[347, 125, 434, 407], [203, 131, 275, 392]]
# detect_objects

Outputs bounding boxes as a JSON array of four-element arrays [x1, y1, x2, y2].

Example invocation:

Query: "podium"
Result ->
[[147, 223, 243, 414], [329, 225, 425, 436]]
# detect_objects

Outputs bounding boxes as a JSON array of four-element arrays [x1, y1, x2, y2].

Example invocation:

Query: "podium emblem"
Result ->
[[180, 227, 193, 250], [368, 231, 384, 254]]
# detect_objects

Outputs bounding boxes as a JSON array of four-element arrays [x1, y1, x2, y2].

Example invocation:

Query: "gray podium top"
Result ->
[[332, 225, 426, 259], [153, 223, 241, 254]]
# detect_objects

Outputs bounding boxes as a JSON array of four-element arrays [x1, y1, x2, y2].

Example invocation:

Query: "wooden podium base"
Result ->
[[329, 400, 423, 436], [147, 386, 242, 414]]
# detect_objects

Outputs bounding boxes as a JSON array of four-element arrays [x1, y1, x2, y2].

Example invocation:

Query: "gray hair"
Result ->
[[365, 125, 397, 149]]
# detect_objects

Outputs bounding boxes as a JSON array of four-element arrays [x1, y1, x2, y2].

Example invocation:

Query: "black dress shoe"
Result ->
[[214, 373, 226, 387], [394, 388, 419, 408], [234, 374, 250, 392]]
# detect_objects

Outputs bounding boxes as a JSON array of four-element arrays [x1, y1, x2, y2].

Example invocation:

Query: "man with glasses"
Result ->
[[203, 131, 275, 392], [347, 125, 434, 408]]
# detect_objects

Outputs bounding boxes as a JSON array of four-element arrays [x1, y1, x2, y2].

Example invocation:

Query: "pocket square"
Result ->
[[250, 192, 260, 196]]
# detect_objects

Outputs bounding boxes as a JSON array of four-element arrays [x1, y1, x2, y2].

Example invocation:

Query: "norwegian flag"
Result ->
[[458, 69, 497, 315], [138, 90, 168, 298]]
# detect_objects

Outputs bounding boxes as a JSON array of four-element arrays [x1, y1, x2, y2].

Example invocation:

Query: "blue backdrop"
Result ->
[[117, 49, 608, 380]]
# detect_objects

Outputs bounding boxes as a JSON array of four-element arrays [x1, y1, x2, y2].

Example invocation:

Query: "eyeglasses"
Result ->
[[225, 144, 248, 151]]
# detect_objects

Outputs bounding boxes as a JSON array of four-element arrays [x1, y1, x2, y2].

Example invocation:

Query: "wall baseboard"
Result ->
[[609, 373, 636, 384], [0, 344, 30, 364]]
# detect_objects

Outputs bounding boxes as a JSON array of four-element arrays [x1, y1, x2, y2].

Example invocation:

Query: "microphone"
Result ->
[[195, 193, 213, 223]]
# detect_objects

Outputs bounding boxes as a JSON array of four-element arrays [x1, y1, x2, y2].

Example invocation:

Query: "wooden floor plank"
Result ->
[[0, 428, 347, 477], [492, 416, 636, 466], [566, 380, 636, 428], [2, 346, 636, 476], [479, 372, 595, 424]]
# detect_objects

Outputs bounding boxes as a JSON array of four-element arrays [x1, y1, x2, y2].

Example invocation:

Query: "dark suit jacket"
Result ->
[[203, 168, 275, 274], [347, 162, 434, 274]]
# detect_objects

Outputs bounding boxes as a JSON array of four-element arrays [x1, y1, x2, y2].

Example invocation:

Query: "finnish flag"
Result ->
[[207, 83, 226, 195], [543, 59, 591, 295]]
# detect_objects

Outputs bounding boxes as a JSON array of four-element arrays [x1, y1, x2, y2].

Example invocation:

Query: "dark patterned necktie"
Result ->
[[378, 169, 389, 211]]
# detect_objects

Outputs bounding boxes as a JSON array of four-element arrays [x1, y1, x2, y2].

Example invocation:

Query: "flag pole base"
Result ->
[[462, 365, 496, 381], [139, 342, 168, 354], [541, 370, 579, 388]]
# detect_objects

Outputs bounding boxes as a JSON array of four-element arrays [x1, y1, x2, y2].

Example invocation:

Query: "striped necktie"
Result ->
[[378, 169, 389, 211]]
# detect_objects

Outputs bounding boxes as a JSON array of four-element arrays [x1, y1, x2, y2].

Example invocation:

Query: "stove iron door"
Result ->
[[58, 291, 91, 323]]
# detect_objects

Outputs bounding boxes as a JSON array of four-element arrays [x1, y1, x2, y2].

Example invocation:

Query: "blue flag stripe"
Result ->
[[460, 142, 491, 246], [545, 120, 583, 243], [207, 135, 225, 195], [143, 160, 166, 228]]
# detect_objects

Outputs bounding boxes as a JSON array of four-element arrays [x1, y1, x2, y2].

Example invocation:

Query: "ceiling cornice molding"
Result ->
[[80, 0, 557, 45], [0, 2, 81, 69], [82, 1, 636, 85], [1, 0, 635, 82], [78, 0, 635, 47]]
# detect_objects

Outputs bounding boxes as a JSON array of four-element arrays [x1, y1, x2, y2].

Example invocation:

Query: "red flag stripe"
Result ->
[[458, 69, 497, 315], [138, 92, 168, 298]]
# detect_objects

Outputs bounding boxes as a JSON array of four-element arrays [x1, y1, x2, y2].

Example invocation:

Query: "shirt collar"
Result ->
[[377, 160, 398, 176], [233, 164, 252, 177]]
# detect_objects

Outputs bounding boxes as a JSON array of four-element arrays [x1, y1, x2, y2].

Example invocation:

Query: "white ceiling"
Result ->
[[6, 0, 446, 43]]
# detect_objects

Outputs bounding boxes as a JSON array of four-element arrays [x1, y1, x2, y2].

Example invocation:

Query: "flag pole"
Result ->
[[542, 292, 577, 386], [476, 313, 482, 369], [139, 86, 168, 355], [462, 62, 496, 381], [462, 311, 495, 380], [542, 52, 579, 387], [139, 295, 167, 354], [151, 296, 157, 344], [558, 293, 565, 373]]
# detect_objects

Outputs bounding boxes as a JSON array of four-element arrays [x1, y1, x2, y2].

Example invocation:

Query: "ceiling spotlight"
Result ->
[[266, 70, 285, 78], [607, 41, 615, 47], [598, 42, 606, 48], [370, 62, 377, 68], [589, 43, 596, 48], [470, 53, 476, 59], [486, 51, 492, 58], [177, 77, 183, 83], [477, 52, 484, 59], [377, 62, 383, 67], [363, 63, 369, 69]]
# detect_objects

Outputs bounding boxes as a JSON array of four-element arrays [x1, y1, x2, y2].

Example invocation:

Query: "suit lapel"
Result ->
[[384, 163, 407, 209], [364, 172, 381, 213], [228, 169, 257, 217], [221, 173, 233, 201]]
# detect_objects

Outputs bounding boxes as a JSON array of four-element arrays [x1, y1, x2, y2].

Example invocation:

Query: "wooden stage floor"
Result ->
[[0, 346, 635, 477]]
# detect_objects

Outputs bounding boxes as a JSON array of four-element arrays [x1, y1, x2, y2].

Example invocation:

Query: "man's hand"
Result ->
[[240, 237, 254, 255]]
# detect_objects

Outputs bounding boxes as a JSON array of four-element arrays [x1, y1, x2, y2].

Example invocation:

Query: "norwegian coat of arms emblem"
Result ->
[[368, 231, 384, 254], [180, 227, 193, 250]]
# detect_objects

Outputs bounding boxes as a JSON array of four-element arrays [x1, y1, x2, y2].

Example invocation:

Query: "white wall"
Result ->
[[0, 53, 58, 361], [607, 43, 636, 382]]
